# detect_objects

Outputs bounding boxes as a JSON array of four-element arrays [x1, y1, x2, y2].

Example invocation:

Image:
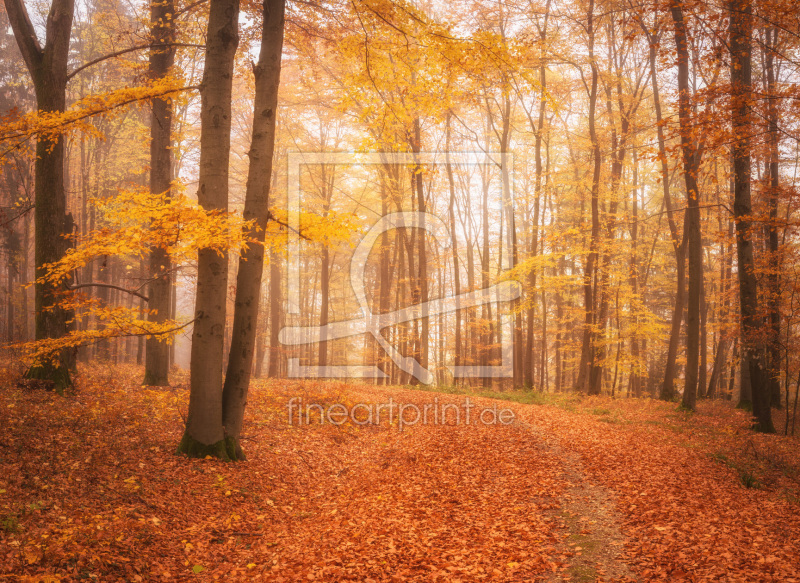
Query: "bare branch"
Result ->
[[67, 282, 150, 302], [3, 0, 43, 71], [67, 43, 206, 80]]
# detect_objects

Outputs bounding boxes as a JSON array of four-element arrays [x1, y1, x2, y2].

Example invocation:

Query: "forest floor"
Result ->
[[1, 364, 800, 582]]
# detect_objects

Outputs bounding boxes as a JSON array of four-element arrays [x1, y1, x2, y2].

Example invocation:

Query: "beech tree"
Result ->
[[4, 0, 75, 391], [143, 0, 177, 387], [222, 0, 286, 460], [729, 0, 774, 432], [669, 0, 703, 411], [5, 0, 800, 440], [178, 0, 241, 457]]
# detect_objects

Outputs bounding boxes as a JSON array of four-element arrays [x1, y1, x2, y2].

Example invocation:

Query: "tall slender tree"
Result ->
[[143, 0, 176, 387], [220, 0, 286, 460], [669, 0, 702, 411]]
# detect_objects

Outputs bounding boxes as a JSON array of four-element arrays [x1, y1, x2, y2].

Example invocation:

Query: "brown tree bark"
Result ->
[[5, 0, 75, 391], [640, 14, 685, 402], [445, 113, 462, 375], [412, 117, 429, 377], [178, 0, 241, 458], [765, 26, 782, 409], [576, 0, 601, 394], [707, 221, 733, 398], [143, 0, 176, 387], [267, 248, 283, 378], [670, 0, 702, 411], [729, 0, 774, 432], [220, 0, 285, 460]]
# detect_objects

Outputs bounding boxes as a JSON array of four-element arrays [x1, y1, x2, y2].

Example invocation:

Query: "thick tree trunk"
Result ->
[[179, 0, 241, 458], [143, 0, 176, 387], [5, 0, 75, 392], [729, 0, 774, 432]]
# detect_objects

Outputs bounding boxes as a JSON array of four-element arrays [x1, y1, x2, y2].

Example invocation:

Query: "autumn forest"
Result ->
[[2, 0, 800, 580]]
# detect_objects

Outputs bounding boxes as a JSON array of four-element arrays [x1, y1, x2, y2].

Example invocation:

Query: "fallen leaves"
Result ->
[[1, 368, 799, 581]]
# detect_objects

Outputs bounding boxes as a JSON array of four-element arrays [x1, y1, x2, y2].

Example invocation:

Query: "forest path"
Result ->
[[516, 416, 636, 582], [329, 383, 639, 582]]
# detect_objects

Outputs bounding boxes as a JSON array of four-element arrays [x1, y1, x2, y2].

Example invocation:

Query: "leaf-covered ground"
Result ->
[[1, 365, 799, 582]]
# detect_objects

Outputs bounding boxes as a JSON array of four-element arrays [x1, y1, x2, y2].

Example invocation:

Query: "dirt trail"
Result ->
[[339, 385, 639, 582], [518, 417, 636, 582]]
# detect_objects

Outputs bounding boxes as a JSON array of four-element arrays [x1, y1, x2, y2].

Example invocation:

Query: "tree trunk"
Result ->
[[644, 17, 684, 402], [765, 26, 782, 409], [445, 114, 462, 375], [412, 117, 429, 376], [630, 153, 641, 397], [143, 0, 176, 387], [179, 0, 241, 458], [220, 0, 284, 460], [267, 248, 283, 377], [670, 0, 702, 411], [576, 0, 601, 394], [253, 287, 268, 378], [5, 0, 75, 392], [729, 0, 774, 432], [699, 273, 708, 398]]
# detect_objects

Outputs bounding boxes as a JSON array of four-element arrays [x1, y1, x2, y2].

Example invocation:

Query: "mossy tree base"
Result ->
[[24, 362, 72, 395], [176, 433, 246, 461]]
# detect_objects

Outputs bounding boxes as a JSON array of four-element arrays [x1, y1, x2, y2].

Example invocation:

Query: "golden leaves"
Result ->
[[0, 76, 192, 158], [40, 186, 252, 287]]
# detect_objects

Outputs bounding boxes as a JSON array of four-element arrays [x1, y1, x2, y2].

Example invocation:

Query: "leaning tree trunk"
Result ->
[[729, 0, 774, 432], [220, 0, 285, 461], [178, 0, 241, 458], [643, 17, 684, 402], [5, 0, 75, 392], [143, 0, 176, 387]]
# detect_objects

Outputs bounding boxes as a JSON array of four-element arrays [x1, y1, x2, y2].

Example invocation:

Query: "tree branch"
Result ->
[[67, 282, 150, 302], [46, 0, 75, 74], [175, 0, 208, 17], [68, 43, 206, 80], [3, 0, 43, 71]]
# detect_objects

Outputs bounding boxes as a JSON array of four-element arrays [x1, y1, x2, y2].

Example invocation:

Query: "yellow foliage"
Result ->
[[0, 76, 191, 157], [40, 186, 253, 286]]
